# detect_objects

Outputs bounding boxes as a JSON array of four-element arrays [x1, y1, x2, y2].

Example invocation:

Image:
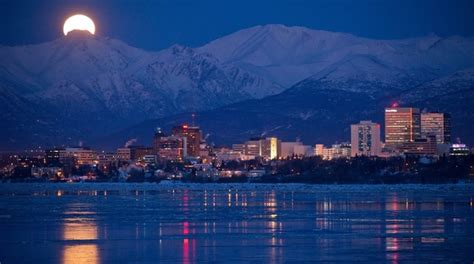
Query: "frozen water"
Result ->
[[0, 183, 473, 263]]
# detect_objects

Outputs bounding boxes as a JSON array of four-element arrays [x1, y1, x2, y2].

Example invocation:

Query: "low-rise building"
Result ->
[[116, 148, 131, 161], [59, 147, 97, 165], [399, 136, 437, 156], [449, 144, 470, 156]]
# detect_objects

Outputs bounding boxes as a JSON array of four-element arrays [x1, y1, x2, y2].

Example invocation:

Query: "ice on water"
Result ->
[[0, 183, 473, 263]]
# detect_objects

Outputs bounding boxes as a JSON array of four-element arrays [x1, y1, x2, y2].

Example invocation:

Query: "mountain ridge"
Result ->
[[1, 24, 474, 150]]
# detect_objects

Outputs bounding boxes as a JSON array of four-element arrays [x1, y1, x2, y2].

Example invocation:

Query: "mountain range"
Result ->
[[1, 25, 473, 150]]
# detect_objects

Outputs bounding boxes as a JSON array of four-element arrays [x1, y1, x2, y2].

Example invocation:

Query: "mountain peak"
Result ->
[[63, 29, 95, 39]]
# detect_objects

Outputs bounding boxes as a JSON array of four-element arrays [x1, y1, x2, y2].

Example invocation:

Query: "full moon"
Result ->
[[63, 14, 96, 36]]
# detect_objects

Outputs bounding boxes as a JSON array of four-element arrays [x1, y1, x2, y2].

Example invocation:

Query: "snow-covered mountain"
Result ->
[[1, 25, 474, 149], [109, 69, 474, 149], [0, 32, 281, 119], [0, 31, 282, 148], [200, 24, 474, 90]]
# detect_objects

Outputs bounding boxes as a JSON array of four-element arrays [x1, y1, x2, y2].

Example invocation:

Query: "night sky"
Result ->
[[1, 0, 473, 50]]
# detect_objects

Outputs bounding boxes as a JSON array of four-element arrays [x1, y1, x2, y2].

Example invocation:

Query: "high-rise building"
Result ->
[[156, 136, 187, 161], [152, 128, 167, 154], [172, 125, 202, 157], [262, 137, 280, 159], [351, 121, 381, 157], [421, 112, 451, 144], [385, 107, 421, 147]]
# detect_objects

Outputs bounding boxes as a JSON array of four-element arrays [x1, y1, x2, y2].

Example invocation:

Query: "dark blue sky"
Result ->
[[1, 0, 473, 50]]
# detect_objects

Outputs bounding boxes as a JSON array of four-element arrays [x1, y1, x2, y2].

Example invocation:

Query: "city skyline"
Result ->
[[1, 21, 474, 151], [1, 2, 474, 263], [11, 104, 465, 160]]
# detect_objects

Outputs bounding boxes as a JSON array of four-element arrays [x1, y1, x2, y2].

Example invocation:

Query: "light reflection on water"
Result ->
[[62, 222, 99, 264], [60, 202, 100, 264], [0, 185, 473, 263]]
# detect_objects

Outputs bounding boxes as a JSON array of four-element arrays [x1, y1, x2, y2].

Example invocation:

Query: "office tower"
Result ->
[[172, 125, 202, 157], [262, 137, 280, 159], [385, 107, 420, 147], [152, 127, 167, 154], [156, 136, 187, 161], [421, 112, 451, 144]]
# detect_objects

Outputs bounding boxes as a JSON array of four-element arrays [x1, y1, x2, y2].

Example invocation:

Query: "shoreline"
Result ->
[[1, 181, 474, 193]]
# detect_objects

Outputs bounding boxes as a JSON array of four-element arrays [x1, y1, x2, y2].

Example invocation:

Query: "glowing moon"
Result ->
[[63, 14, 96, 36]]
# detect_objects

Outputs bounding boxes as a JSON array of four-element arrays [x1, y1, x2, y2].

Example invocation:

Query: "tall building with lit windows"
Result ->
[[156, 136, 187, 161], [384, 107, 421, 147], [262, 137, 280, 160], [152, 127, 167, 154], [421, 112, 451, 144], [172, 125, 202, 157], [351, 121, 381, 157]]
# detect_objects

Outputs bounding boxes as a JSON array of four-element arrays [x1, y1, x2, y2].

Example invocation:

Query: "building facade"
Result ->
[[156, 136, 187, 161], [385, 107, 421, 147], [314, 144, 324, 157], [152, 128, 167, 154], [421, 112, 451, 144], [172, 125, 202, 157], [116, 148, 131, 161], [45, 148, 63, 166], [398, 136, 437, 156], [351, 121, 381, 157], [59, 147, 97, 165], [243, 137, 280, 160], [280, 142, 302, 158]]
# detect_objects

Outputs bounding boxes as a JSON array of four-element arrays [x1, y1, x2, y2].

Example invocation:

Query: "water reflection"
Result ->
[[181, 190, 196, 264], [2, 186, 473, 263], [61, 205, 100, 264]]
